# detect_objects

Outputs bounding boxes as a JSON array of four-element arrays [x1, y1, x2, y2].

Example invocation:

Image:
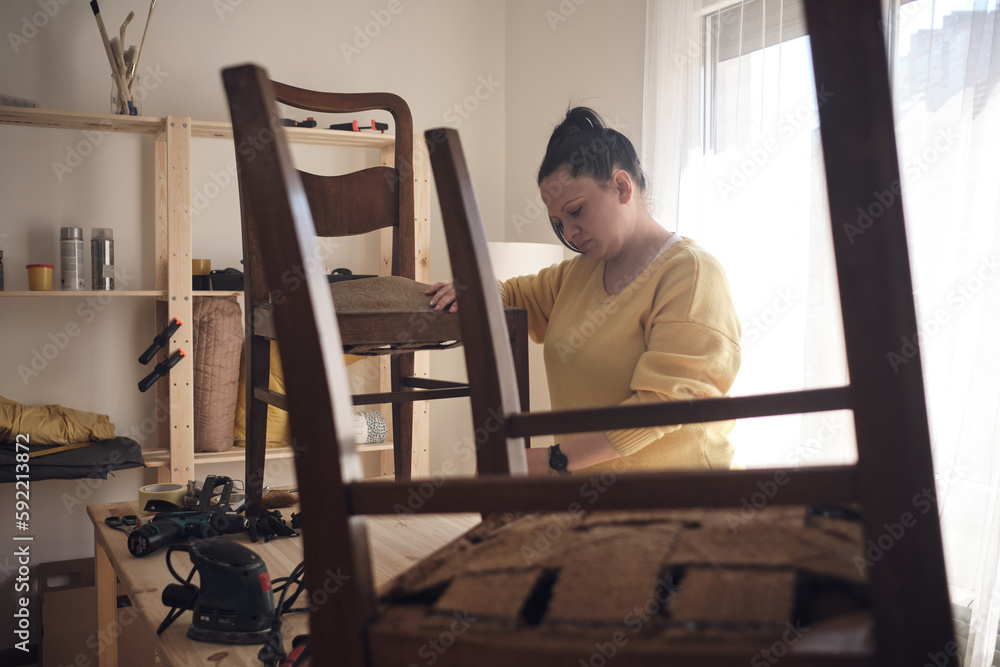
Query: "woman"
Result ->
[[426, 107, 741, 475]]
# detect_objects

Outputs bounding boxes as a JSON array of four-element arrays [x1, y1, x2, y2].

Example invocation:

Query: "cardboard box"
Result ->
[[39, 558, 155, 667]]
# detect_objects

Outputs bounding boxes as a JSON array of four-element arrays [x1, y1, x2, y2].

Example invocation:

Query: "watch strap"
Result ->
[[548, 444, 571, 475]]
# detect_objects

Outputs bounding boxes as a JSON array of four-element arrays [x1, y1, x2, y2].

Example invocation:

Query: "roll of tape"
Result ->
[[354, 410, 387, 444], [138, 483, 187, 511]]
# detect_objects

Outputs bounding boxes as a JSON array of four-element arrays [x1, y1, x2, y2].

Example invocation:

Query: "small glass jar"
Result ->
[[111, 74, 140, 116]]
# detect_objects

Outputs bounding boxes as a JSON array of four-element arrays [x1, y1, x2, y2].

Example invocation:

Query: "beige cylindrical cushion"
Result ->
[[192, 295, 243, 452]]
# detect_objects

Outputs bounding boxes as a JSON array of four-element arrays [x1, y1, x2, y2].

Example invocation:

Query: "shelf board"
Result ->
[[192, 290, 243, 298], [191, 119, 395, 148], [0, 290, 166, 298], [142, 441, 393, 467], [0, 105, 163, 134]]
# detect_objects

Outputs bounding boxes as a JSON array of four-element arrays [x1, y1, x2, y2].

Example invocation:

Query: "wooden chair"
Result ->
[[235, 78, 529, 513], [221, 1, 954, 662]]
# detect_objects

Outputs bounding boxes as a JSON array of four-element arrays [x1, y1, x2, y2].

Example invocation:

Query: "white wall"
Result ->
[[504, 0, 648, 244], [0, 0, 647, 647]]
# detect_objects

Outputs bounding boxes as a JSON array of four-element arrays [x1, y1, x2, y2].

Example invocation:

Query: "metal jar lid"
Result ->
[[60, 227, 84, 240]]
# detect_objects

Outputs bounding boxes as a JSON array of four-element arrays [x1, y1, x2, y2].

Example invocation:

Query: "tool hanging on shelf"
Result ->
[[139, 317, 182, 364], [329, 119, 389, 133], [138, 348, 185, 392]]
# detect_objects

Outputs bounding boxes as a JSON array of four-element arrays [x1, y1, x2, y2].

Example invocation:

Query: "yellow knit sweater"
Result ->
[[499, 238, 741, 472]]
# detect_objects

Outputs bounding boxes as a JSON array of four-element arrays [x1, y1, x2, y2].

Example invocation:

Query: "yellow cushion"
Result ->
[[233, 342, 362, 448]]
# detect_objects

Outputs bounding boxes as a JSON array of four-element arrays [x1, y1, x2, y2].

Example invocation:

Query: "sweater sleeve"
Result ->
[[605, 320, 742, 456], [605, 252, 742, 457], [498, 261, 567, 344]]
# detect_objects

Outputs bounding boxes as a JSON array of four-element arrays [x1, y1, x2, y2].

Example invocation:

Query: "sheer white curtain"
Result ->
[[886, 1, 1000, 664], [645, 1, 1000, 664], [644, 0, 851, 470]]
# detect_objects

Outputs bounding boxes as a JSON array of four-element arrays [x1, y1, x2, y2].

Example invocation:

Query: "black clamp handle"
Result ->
[[138, 349, 185, 392], [139, 318, 182, 364]]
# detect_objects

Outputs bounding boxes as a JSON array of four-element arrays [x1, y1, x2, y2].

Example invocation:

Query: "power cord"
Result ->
[[156, 546, 199, 635], [258, 560, 309, 666]]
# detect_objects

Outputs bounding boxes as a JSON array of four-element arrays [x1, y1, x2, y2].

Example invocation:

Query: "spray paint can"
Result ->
[[60, 227, 85, 290], [91, 228, 115, 290]]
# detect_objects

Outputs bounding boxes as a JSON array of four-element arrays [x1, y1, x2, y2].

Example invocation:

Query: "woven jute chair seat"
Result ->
[[372, 506, 871, 663]]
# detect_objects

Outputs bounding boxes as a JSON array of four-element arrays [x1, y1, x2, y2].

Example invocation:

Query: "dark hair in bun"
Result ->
[[537, 107, 648, 252], [537, 106, 647, 193]]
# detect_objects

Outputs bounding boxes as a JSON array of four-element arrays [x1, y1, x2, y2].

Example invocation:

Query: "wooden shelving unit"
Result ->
[[0, 290, 167, 298], [0, 105, 429, 483]]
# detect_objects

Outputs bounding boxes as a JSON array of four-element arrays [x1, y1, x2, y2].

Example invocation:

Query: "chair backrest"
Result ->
[[238, 79, 416, 315]]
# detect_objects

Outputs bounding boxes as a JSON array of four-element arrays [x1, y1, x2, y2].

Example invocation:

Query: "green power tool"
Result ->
[[158, 538, 276, 644]]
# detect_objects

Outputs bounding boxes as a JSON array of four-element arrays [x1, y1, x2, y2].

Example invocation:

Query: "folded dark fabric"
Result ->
[[0, 437, 144, 483]]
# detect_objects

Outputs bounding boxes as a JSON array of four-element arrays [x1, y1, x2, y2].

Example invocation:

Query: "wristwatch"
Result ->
[[547, 444, 571, 475]]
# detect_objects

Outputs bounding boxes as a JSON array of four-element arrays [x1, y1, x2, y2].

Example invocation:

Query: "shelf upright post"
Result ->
[[165, 115, 195, 483], [153, 119, 171, 481]]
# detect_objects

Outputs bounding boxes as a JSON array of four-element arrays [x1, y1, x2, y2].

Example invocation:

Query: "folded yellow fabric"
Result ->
[[0, 394, 116, 445]]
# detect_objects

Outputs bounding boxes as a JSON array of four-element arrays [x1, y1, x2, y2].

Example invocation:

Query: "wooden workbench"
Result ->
[[87, 500, 479, 666]]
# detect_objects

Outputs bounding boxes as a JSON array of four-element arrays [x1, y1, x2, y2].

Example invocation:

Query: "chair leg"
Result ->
[[392, 353, 414, 481], [509, 309, 530, 449], [245, 335, 271, 516]]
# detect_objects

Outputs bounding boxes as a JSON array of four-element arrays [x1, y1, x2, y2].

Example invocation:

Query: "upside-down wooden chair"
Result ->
[[221, 1, 954, 662], [236, 79, 529, 513]]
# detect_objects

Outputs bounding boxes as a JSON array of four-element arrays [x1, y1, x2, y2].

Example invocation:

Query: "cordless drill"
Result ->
[[128, 475, 245, 557], [127, 509, 246, 557]]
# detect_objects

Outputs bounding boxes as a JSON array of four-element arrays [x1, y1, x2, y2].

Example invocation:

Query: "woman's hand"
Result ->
[[425, 281, 459, 312]]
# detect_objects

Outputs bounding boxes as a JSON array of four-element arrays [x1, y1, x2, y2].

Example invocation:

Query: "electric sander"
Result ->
[[160, 538, 276, 644]]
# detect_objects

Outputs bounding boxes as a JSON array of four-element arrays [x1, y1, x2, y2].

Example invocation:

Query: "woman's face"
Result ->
[[540, 166, 634, 261]]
